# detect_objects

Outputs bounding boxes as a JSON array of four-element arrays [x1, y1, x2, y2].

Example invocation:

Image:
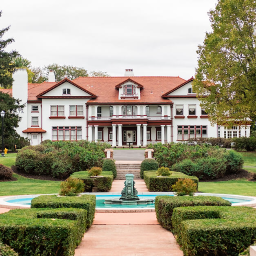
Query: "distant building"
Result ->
[[2, 68, 250, 146]]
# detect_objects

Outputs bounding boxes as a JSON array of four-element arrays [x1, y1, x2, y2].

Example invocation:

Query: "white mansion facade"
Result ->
[[2, 69, 250, 146]]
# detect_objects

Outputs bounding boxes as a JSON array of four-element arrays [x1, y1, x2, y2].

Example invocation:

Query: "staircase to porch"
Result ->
[[115, 161, 141, 180]]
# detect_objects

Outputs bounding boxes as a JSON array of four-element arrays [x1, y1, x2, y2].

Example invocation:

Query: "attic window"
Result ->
[[63, 88, 71, 95], [188, 88, 194, 94], [126, 84, 134, 95]]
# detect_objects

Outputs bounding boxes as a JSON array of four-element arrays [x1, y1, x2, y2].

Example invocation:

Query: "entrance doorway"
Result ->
[[123, 129, 136, 146]]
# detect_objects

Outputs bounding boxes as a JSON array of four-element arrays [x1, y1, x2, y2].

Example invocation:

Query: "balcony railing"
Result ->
[[89, 115, 170, 120], [120, 94, 138, 99]]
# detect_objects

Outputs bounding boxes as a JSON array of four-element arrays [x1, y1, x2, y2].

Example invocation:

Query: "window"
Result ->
[[188, 88, 194, 93], [177, 125, 208, 140], [108, 128, 113, 141], [223, 126, 241, 138], [123, 106, 135, 116], [126, 84, 133, 95], [157, 130, 161, 140], [51, 105, 64, 116], [147, 128, 151, 141], [63, 88, 71, 95], [146, 106, 150, 116], [110, 106, 113, 117], [31, 117, 39, 126], [188, 105, 196, 115], [97, 107, 102, 118], [52, 126, 82, 141], [32, 106, 38, 112], [98, 131, 103, 141], [69, 105, 83, 116], [176, 105, 183, 115], [201, 109, 207, 115], [156, 106, 162, 114]]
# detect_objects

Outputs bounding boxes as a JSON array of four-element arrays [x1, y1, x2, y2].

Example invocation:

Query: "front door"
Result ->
[[123, 130, 136, 145]]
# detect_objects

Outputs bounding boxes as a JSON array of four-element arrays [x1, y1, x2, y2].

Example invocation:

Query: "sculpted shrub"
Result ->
[[0, 164, 13, 180], [140, 159, 159, 178], [59, 177, 85, 196], [172, 178, 197, 196], [88, 167, 102, 176], [156, 167, 171, 176], [102, 159, 117, 179]]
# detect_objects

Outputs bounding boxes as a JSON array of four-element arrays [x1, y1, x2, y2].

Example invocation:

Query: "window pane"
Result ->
[[58, 129, 64, 140], [97, 107, 102, 117], [32, 106, 38, 111], [77, 105, 83, 116], [126, 85, 132, 95], [67, 89, 70, 94], [58, 106, 64, 116], [71, 128, 76, 140], [70, 105, 76, 116], [201, 109, 207, 115], [51, 106, 57, 116], [63, 89, 66, 94], [32, 117, 38, 126], [157, 131, 161, 140], [147, 131, 150, 140], [146, 106, 149, 116], [110, 106, 113, 117], [127, 106, 132, 115], [189, 105, 196, 115], [176, 105, 183, 115], [98, 131, 103, 140]]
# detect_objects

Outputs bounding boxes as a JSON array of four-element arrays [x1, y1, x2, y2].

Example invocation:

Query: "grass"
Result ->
[[240, 152, 256, 167], [0, 153, 17, 168], [113, 148, 145, 150]]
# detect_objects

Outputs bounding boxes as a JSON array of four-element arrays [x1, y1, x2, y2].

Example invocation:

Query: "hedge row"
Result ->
[[71, 171, 113, 192], [155, 196, 231, 230], [0, 241, 18, 256], [0, 208, 87, 256], [102, 159, 117, 179], [172, 206, 256, 256], [140, 159, 159, 179], [31, 194, 96, 228], [144, 171, 199, 192], [233, 137, 256, 151]]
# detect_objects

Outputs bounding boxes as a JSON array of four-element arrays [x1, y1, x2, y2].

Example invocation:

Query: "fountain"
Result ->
[[104, 174, 154, 205]]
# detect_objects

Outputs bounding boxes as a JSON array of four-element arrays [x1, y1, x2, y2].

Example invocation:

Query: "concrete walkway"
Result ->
[[113, 150, 145, 161]]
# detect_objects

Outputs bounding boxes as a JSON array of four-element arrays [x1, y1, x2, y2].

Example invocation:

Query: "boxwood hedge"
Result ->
[[155, 196, 231, 230], [172, 206, 256, 256], [31, 194, 96, 228], [140, 159, 159, 179], [0, 208, 87, 256], [0, 242, 18, 256], [144, 171, 199, 192], [71, 171, 113, 192]]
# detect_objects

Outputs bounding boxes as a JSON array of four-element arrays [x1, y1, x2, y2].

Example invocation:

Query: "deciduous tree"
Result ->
[[193, 0, 256, 127]]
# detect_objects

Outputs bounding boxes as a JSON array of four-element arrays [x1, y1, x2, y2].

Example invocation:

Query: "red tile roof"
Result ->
[[0, 89, 12, 96], [0, 76, 187, 104], [22, 128, 46, 133]]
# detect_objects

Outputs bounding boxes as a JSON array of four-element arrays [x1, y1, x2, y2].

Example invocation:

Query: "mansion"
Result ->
[[1, 69, 250, 146]]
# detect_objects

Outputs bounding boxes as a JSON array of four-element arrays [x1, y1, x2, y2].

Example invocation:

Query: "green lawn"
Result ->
[[113, 148, 145, 150], [240, 152, 256, 167]]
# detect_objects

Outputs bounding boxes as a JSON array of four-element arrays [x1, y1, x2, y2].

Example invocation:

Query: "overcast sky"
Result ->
[[1, 0, 218, 79]]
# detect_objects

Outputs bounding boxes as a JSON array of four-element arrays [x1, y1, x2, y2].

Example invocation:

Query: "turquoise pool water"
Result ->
[[5, 194, 253, 208]]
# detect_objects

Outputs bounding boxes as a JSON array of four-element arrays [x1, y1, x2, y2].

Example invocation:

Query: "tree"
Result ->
[[0, 11, 19, 88], [0, 92, 29, 150], [30, 67, 47, 83], [89, 71, 109, 77], [45, 64, 88, 81], [193, 0, 256, 127]]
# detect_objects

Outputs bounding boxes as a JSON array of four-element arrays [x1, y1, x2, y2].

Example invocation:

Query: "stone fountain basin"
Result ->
[[104, 198, 154, 205]]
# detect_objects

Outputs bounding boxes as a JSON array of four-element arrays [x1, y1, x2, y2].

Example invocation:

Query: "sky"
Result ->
[[1, 0, 218, 80]]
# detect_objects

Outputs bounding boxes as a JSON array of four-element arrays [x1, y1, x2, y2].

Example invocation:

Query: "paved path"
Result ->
[[113, 150, 145, 161]]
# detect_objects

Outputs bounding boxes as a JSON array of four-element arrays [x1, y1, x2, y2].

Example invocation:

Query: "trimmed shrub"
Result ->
[[156, 167, 171, 176], [144, 171, 198, 192], [172, 206, 256, 256], [171, 178, 197, 196], [0, 208, 87, 256], [0, 242, 18, 256], [102, 159, 117, 179], [60, 177, 85, 196], [71, 171, 113, 192], [0, 164, 13, 180], [171, 159, 198, 177], [225, 150, 244, 174], [155, 196, 231, 231], [31, 194, 96, 228], [88, 167, 102, 176], [140, 159, 159, 179], [233, 137, 256, 151]]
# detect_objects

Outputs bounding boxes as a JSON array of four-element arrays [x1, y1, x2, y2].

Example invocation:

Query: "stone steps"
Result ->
[[116, 170, 140, 180], [115, 161, 141, 180]]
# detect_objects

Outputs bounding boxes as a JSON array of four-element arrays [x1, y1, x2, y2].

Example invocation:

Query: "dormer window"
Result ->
[[125, 84, 134, 95], [63, 88, 71, 95], [188, 88, 194, 94]]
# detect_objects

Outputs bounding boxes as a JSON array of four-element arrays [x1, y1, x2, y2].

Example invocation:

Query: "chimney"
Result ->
[[124, 69, 134, 76], [48, 70, 55, 82]]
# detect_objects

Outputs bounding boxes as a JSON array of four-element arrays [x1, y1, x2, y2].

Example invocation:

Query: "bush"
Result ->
[[0, 164, 13, 180], [102, 159, 117, 179], [88, 167, 102, 176], [60, 177, 85, 196], [31, 194, 96, 228], [71, 171, 113, 192], [0, 242, 18, 256], [0, 208, 87, 256], [172, 206, 256, 256], [144, 171, 198, 192], [140, 159, 159, 179], [225, 150, 244, 174], [171, 178, 197, 196], [233, 137, 256, 151], [156, 167, 171, 176], [155, 196, 231, 231]]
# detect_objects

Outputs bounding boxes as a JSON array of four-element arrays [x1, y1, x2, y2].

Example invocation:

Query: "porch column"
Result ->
[[119, 106, 123, 118], [167, 105, 171, 119], [137, 124, 141, 147], [88, 125, 93, 142], [167, 125, 171, 143], [88, 106, 92, 120], [94, 125, 98, 142], [113, 106, 117, 118], [161, 105, 165, 119], [142, 105, 146, 118], [118, 124, 122, 147], [143, 124, 147, 147], [112, 124, 116, 147], [219, 126, 225, 138], [161, 125, 165, 144]]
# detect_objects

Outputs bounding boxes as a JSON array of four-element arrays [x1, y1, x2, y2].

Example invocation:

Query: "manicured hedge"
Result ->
[[0, 242, 18, 256], [233, 137, 256, 151], [144, 171, 199, 192], [140, 159, 159, 179], [155, 196, 231, 230], [31, 194, 96, 228], [71, 171, 113, 192], [172, 206, 256, 256], [102, 159, 117, 179], [0, 208, 87, 256]]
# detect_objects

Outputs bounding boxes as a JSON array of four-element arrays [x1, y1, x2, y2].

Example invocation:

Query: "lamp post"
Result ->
[[1, 111, 5, 157]]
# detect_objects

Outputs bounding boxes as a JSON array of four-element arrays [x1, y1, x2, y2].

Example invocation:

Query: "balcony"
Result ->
[[89, 115, 170, 121], [120, 93, 138, 99]]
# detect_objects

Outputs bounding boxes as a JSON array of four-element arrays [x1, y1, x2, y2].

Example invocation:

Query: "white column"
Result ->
[[118, 124, 122, 146], [137, 106, 141, 117], [143, 124, 147, 146], [95, 105, 98, 119], [94, 125, 98, 142], [119, 106, 122, 118], [137, 124, 141, 147], [88, 125, 93, 142], [220, 126, 225, 138], [161, 125, 165, 144], [113, 106, 117, 118], [88, 106, 92, 120], [161, 105, 165, 119], [112, 124, 116, 147], [167, 105, 171, 119], [142, 105, 146, 118], [246, 126, 250, 137], [167, 125, 171, 143]]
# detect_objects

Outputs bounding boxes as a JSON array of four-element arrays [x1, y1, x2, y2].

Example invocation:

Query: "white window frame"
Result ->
[[63, 88, 71, 95], [32, 105, 39, 112], [31, 116, 39, 126], [188, 104, 196, 116], [50, 105, 64, 117], [175, 105, 183, 115], [69, 105, 83, 116]]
